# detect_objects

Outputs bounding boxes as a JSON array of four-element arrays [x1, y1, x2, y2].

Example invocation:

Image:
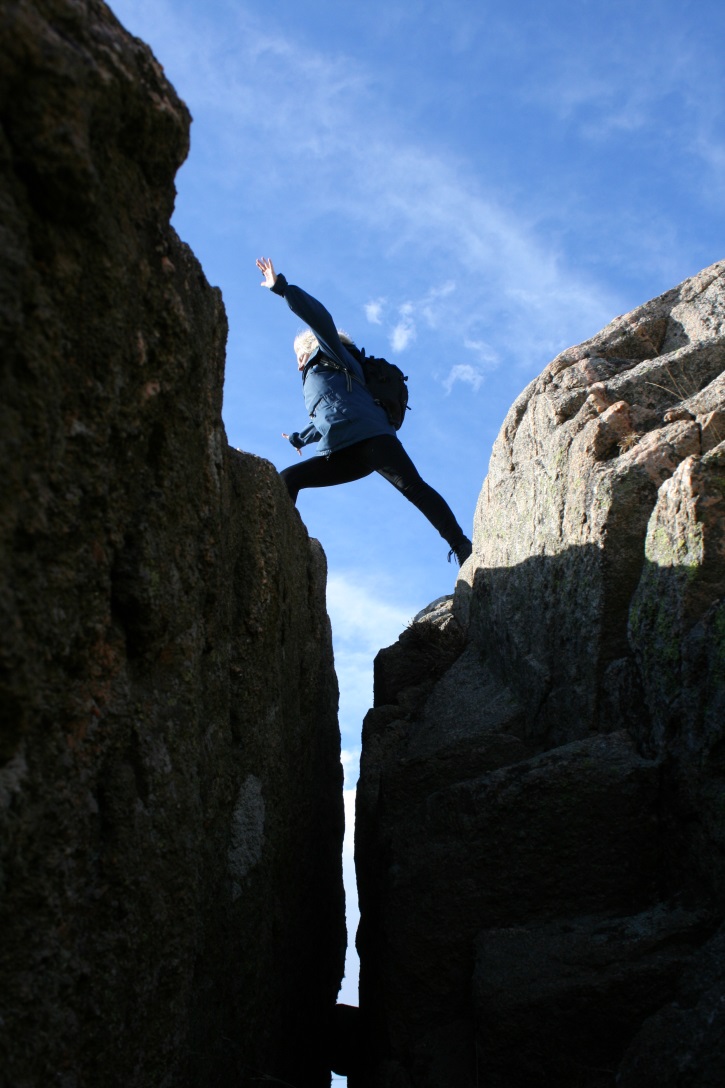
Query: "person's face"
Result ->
[[296, 350, 310, 371]]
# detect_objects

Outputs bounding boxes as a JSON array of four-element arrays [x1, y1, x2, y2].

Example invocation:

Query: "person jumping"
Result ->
[[256, 257, 473, 566]]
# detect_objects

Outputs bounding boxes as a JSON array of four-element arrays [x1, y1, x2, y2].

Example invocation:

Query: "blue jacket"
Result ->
[[271, 274, 395, 456]]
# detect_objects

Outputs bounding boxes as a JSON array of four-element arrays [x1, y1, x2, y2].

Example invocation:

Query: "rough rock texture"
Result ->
[[0, 3, 344, 1087], [355, 262, 725, 1087]]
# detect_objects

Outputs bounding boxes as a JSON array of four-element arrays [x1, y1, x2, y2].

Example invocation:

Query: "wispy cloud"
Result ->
[[420, 281, 455, 327], [110, 0, 622, 378], [111, 0, 723, 400], [326, 572, 413, 648], [532, 67, 650, 138], [693, 135, 725, 204], [385, 281, 458, 354], [464, 338, 499, 364], [526, 18, 725, 187]]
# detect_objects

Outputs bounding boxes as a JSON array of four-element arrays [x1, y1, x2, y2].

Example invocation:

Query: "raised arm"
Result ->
[[256, 257, 353, 372]]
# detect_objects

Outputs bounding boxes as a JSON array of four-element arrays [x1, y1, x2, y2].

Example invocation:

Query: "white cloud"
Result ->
[[443, 363, 485, 395], [341, 747, 361, 790], [326, 571, 414, 756], [365, 299, 385, 324], [439, 335, 499, 394], [390, 321, 416, 353], [389, 302, 416, 353], [326, 572, 413, 649]]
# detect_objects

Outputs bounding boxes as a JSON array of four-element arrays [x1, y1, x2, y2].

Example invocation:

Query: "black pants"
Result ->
[[280, 434, 465, 548]]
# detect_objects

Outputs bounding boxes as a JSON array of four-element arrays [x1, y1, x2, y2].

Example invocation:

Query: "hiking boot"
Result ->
[[448, 536, 473, 566]]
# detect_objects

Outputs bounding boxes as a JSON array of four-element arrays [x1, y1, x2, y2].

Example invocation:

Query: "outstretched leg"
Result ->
[[280, 446, 374, 504], [359, 434, 471, 558]]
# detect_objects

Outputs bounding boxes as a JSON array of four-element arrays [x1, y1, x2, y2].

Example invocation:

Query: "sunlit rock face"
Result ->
[[355, 261, 725, 1088], [0, 3, 344, 1087]]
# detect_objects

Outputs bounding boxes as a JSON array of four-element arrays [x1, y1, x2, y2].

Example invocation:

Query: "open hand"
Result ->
[[256, 257, 277, 288], [282, 433, 302, 456]]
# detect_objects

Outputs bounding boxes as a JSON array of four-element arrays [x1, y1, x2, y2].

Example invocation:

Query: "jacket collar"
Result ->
[[301, 346, 324, 382]]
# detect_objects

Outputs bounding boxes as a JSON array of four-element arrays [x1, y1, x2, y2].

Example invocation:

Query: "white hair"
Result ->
[[293, 327, 356, 357]]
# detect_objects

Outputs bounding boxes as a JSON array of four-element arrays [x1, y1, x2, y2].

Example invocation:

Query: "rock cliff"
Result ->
[[355, 261, 725, 1087], [0, 3, 344, 1087]]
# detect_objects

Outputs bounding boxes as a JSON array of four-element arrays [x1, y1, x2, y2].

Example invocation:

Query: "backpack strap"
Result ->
[[311, 353, 365, 393]]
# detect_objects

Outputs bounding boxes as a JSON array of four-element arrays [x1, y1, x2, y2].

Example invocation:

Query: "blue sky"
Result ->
[[111, 0, 724, 1022]]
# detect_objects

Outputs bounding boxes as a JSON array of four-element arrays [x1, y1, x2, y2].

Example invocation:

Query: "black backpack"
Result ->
[[358, 349, 409, 430], [316, 347, 410, 430]]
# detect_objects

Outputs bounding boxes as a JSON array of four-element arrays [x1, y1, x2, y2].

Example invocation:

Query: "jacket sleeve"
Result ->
[[288, 422, 321, 449], [271, 273, 353, 372]]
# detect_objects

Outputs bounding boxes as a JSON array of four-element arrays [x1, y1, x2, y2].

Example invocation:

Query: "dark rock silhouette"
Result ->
[[4, 4, 724, 1086], [329, 1003, 371, 1078], [355, 261, 725, 1087], [0, 2, 344, 1086]]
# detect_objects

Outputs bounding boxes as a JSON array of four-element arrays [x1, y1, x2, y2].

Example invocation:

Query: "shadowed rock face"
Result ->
[[355, 262, 725, 1088], [0, 3, 344, 1087]]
